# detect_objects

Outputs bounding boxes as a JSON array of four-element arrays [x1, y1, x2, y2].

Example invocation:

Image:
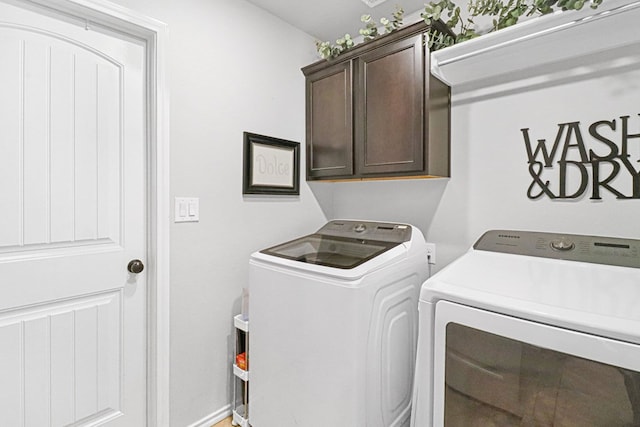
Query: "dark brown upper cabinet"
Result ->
[[302, 21, 451, 181]]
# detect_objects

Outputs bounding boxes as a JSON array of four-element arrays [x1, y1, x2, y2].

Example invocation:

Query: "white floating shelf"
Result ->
[[431, 0, 640, 91]]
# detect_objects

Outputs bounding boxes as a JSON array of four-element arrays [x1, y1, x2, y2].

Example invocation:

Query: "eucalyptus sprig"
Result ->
[[337, 34, 355, 51], [421, 0, 606, 49], [382, 6, 405, 33], [361, 5, 405, 40], [315, 5, 405, 59], [422, 0, 476, 49], [315, 34, 354, 60], [315, 0, 604, 59], [359, 14, 380, 41]]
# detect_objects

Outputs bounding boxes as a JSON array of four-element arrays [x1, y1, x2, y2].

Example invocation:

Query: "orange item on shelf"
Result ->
[[236, 352, 247, 370]]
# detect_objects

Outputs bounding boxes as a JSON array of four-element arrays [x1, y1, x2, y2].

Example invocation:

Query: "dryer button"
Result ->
[[354, 223, 367, 233], [551, 239, 575, 251]]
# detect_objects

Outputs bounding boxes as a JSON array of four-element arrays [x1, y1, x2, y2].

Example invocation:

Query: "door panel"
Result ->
[[0, 292, 122, 424], [367, 278, 420, 427], [0, 35, 22, 246], [0, 26, 123, 251], [0, 1, 146, 425], [306, 61, 354, 179], [356, 35, 424, 175]]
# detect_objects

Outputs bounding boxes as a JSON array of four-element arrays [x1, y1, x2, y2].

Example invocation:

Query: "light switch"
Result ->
[[188, 201, 198, 217], [175, 197, 199, 222]]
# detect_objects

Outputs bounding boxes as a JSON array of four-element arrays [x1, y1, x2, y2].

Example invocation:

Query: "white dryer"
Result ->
[[411, 230, 640, 427], [249, 220, 429, 427]]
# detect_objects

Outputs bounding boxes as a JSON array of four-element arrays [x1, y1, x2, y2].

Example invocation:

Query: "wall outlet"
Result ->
[[426, 243, 436, 265]]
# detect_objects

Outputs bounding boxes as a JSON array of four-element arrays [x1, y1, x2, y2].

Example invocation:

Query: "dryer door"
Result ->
[[433, 301, 640, 427]]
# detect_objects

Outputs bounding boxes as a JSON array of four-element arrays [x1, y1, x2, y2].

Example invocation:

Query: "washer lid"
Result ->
[[260, 220, 412, 270], [261, 233, 399, 269]]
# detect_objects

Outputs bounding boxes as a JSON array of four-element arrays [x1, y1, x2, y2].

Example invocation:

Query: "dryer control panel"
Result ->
[[474, 230, 640, 268], [318, 220, 412, 243]]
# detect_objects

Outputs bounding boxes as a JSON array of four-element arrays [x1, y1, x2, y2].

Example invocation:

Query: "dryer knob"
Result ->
[[551, 239, 575, 251]]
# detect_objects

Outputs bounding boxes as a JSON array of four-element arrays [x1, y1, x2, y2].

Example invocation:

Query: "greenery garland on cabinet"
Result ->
[[315, 0, 604, 59]]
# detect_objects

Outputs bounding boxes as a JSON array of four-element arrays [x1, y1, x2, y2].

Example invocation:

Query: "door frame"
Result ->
[[12, 0, 171, 424]]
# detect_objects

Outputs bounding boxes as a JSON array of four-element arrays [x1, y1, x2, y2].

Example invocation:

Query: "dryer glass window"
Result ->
[[443, 323, 640, 426], [261, 234, 398, 269]]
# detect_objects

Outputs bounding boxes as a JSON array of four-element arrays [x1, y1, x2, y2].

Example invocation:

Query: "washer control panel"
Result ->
[[318, 220, 412, 243], [474, 230, 640, 268], [353, 223, 367, 233]]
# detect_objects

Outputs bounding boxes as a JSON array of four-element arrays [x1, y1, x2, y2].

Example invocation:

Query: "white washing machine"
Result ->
[[411, 230, 640, 427], [249, 220, 429, 427]]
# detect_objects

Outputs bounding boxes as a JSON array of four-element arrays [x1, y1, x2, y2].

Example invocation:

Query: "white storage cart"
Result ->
[[232, 314, 250, 427]]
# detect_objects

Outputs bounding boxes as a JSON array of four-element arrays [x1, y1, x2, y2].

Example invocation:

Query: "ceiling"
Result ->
[[244, 0, 427, 42]]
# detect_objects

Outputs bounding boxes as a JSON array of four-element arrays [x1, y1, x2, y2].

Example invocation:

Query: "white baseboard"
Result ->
[[187, 404, 232, 427]]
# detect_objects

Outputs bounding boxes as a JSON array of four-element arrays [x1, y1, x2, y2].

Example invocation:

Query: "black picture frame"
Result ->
[[242, 132, 300, 195]]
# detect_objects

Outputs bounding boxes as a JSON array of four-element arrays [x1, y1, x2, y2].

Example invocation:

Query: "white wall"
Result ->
[[331, 43, 640, 272], [78, 1, 640, 424], [429, 57, 640, 269], [107, 0, 327, 425]]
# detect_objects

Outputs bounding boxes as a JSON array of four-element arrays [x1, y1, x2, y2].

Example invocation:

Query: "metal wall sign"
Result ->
[[523, 114, 640, 200]]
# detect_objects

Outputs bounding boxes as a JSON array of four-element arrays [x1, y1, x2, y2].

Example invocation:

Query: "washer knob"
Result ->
[[354, 223, 367, 233], [551, 238, 575, 251]]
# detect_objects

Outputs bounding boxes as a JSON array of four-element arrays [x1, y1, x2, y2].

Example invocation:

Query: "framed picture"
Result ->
[[243, 132, 300, 195]]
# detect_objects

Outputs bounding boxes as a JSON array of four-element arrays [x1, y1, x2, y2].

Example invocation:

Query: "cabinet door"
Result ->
[[305, 61, 353, 179], [356, 34, 424, 176]]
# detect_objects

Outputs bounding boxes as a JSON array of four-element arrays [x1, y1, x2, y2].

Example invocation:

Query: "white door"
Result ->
[[0, 1, 147, 426]]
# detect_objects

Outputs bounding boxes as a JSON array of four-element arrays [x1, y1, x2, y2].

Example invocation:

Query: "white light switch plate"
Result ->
[[175, 197, 199, 222]]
